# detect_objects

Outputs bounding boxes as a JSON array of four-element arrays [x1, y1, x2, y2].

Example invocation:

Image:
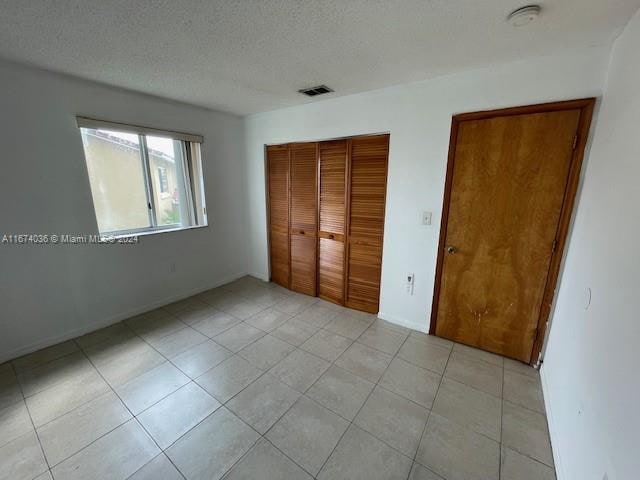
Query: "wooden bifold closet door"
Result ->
[[318, 140, 348, 305], [266, 145, 290, 288], [289, 143, 318, 296], [344, 135, 389, 313], [267, 134, 389, 313]]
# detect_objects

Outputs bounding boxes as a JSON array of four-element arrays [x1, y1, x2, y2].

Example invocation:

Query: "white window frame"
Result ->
[[77, 117, 208, 237]]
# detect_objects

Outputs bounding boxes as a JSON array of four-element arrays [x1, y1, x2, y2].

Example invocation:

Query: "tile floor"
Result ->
[[0, 276, 556, 480]]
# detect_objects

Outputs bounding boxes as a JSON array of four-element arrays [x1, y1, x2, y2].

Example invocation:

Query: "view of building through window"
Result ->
[[79, 124, 206, 235]]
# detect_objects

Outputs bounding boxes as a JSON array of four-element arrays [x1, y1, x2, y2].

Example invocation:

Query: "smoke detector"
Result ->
[[507, 5, 541, 27]]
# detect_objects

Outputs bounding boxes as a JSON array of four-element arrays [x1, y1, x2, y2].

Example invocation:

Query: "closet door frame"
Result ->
[[265, 132, 389, 311]]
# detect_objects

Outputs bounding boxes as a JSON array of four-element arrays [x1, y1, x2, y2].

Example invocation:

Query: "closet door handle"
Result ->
[[328, 234, 335, 240]]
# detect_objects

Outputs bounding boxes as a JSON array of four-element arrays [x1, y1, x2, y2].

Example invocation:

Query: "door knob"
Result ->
[[446, 246, 457, 254]]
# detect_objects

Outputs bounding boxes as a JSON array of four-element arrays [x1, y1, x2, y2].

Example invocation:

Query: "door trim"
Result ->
[[429, 98, 596, 365]]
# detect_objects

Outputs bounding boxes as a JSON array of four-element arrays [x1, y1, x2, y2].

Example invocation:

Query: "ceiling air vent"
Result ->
[[298, 85, 333, 97]]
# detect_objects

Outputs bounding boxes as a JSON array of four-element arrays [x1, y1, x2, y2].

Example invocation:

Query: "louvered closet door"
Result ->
[[345, 135, 389, 313], [267, 145, 290, 288], [318, 140, 348, 305], [289, 142, 318, 296]]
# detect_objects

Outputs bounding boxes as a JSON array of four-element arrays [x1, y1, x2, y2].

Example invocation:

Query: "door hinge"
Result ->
[[551, 239, 557, 254], [572, 134, 579, 150]]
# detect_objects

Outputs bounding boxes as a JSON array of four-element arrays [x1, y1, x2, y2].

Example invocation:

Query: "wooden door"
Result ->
[[267, 145, 290, 288], [289, 142, 318, 296], [318, 140, 348, 305], [345, 135, 389, 313], [434, 102, 593, 362]]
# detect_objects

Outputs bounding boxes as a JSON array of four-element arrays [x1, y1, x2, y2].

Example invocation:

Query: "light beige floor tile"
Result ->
[[76, 322, 133, 349], [116, 362, 189, 415], [37, 391, 131, 466], [0, 400, 33, 448], [416, 413, 500, 480], [432, 377, 502, 441], [318, 424, 412, 480], [18, 351, 95, 398], [453, 343, 504, 367], [147, 326, 208, 358], [269, 349, 330, 393], [271, 318, 318, 346], [26, 369, 110, 427], [218, 298, 265, 321], [129, 454, 183, 480], [306, 365, 375, 420], [238, 335, 295, 370], [244, 307, 292, 332], [273, 295, 317, 316], [137, 382, 220, 449], [300, 329, 352, 362], [171, 340, 232, 378], [83, 335, 147, 367], [503, 370, 545, 413], [196, 355, 263, 403], [0, 430, 48, 480], [397, 338, 450, 374], [167, 407, 259, 480], [357, 324, 408, 355], [355, 386, 428, 457], [87, 337, 165, 387], [190, 311, 241, 337], [12, 341, 79, 373], [34, 470, 53, 480], [163, 297, 209, 315], [213, 323, 266, 352], [444, 351, 503, 397], [175, 304, 220, 326], [126, 315, 186, 343], [379, 357, 441, 409], [266, 396, 349, 476], [371, 319, 411, 335], [224, 437, 312, 479], [502, 401, 553, 466], [51, 419, 159, 480], [408, 462, 445, 480], [324, 314, 371, 340], [0, 365, 23, 410], [335, 343, 392, 383], [292, 303, 338, 329], [501, 446, 556, 480], [227, 374, 299, 434], [408, 332, 453, 350]]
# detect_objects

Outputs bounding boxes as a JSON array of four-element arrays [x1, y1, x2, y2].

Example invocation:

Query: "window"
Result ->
[[77, 117, 207, 236]]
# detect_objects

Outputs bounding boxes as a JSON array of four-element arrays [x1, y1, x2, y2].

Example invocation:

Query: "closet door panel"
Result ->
[[318, 140, 348, 305], [289, 142, 318, 296], [346, 135, 389, 313], [267, 145, 290, 288]]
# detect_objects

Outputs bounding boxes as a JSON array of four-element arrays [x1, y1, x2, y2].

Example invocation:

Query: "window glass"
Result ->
[[81, 128, 150, 233], [146, 135, 189, 228]]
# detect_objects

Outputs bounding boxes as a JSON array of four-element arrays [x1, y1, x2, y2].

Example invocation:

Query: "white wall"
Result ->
[[541, 9, 640, 480], [244, 48, 609, 331], [0, 61, 248, 362]]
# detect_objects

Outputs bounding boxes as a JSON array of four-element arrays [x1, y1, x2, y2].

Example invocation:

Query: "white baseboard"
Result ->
[[1, 271, 248, 364], [377, 311, 429, 333], [540, 366, 566, 480]]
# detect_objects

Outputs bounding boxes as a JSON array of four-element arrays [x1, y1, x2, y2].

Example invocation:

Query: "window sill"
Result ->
[[103, 223, 209, 240]]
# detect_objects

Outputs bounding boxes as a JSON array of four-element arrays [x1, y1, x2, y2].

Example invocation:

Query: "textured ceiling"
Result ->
[[0, 0, 638, 115]]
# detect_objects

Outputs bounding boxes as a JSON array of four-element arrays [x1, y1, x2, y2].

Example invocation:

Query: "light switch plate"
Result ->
[[421, 211, 432, 225]]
